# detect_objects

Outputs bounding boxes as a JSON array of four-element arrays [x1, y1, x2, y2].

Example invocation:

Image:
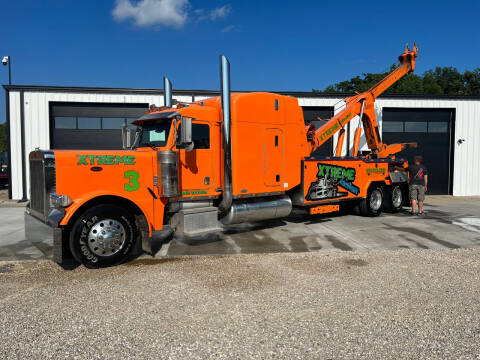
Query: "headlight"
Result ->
[[49, 193, 72, 208]]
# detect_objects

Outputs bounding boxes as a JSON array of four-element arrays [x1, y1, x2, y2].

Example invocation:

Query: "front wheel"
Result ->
[[69, 204, 138, 268], [357, 186, 383, 217]]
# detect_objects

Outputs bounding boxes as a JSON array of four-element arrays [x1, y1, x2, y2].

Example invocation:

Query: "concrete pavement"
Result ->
[[0, 196, 479, 262]]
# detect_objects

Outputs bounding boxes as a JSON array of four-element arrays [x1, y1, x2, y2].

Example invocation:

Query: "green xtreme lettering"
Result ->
[[96, 156, 105, 165], [77, 155, 88, 165], [316, 163, 355, 181], [76, 154, 136, 165]]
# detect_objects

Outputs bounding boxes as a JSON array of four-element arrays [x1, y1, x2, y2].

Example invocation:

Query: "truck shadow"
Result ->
[[161, 219, 293, 256], [170, 218, 289, 247]]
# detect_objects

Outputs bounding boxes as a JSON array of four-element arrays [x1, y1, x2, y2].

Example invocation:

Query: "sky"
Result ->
[[1, 0, 479, 124]]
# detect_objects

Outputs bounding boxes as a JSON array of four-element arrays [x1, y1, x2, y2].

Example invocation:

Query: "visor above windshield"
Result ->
[[132, 111, 180, 126]]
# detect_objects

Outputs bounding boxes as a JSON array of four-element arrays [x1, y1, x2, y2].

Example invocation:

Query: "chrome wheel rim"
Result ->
[[370, 189, 382, 211], [392, 187, 403, 208], [87, 218, 126, 257]]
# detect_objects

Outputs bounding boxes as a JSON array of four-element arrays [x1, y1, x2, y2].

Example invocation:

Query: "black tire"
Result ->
[[69, 204, 138, 268], [358, 186, 383, 217], [383, 185, 403, 213]]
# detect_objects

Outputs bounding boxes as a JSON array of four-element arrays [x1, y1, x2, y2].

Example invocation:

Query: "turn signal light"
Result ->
[[50, 193, 73, 208]]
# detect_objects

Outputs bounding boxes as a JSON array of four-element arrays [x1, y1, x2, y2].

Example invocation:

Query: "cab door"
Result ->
[[178, 121, 214, 195]]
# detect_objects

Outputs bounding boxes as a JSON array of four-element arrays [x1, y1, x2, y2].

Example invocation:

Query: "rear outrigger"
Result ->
[[26, 44, 419, 268]]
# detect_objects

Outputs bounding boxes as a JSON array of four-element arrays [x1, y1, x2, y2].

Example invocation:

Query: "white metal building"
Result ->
[[4, 84, 480, 199]]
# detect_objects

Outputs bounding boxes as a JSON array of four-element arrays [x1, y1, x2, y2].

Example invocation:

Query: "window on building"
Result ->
[[55, 117, 76, 129], [405, 121, 427, 132], [428, 122, 448, 133], [50, 102, 149, 150], [102, 117, 126, 129], [382, 121, 404, 132], [78, 117, 101, 129]]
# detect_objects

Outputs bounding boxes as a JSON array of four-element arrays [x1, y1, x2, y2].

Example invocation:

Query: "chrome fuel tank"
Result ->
[[220, 195, 292, 225]]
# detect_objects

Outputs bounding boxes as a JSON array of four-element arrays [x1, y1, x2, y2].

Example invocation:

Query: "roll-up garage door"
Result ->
[[50, 102, 149, 150], [302, 107, 334, 157], [382, 108, 454, 195]]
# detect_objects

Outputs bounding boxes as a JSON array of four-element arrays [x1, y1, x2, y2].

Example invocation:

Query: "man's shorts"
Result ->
[[409, 184, 425, 201]]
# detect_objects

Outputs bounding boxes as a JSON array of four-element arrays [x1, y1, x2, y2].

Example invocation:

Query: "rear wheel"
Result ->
[[358, 186, 383, 217], [383, 185, 403, 213], [69, 204, 138, 268]]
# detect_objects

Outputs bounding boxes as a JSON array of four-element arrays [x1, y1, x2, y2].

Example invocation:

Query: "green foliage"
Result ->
[[314, 66, 480, 95], [0, 123, 6, 152]]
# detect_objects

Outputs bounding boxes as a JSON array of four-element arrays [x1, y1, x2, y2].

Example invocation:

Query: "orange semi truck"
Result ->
[[26, 45, 418, 268]]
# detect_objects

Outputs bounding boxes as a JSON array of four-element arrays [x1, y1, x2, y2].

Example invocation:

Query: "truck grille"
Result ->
[[29, 150, 56, 222]]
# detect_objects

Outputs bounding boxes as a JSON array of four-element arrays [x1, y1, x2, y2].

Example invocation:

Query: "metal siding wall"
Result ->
[[8, 91, 23, 199], [193, 96, 213, 101], [456, 100, 480, 196], [297, 97, 342, 107], [173, 95, 193, 103]]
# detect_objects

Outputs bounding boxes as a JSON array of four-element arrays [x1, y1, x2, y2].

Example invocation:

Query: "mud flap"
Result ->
[[138, 213, 174, 256], [142, 225, 174, 256]]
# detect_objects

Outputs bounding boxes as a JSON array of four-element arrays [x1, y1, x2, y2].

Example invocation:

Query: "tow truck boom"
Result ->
[[307, 43, 419, 158]]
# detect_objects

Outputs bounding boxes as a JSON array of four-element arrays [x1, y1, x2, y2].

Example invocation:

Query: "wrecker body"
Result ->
[[26, 45, 418, 268]]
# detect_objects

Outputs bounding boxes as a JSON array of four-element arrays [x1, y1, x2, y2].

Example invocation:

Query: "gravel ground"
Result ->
[[1, 249, 480, 359]]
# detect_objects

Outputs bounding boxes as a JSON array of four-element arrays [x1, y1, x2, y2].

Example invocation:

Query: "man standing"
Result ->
[[406, 155, 428, 215]]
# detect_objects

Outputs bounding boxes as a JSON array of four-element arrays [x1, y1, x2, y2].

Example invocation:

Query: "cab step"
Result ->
[[175, 206, 222, 237]]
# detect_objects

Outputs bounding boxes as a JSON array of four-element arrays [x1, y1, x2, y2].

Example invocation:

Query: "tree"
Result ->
[[314, 66, 480, 95], [463, 69, 480, 95]]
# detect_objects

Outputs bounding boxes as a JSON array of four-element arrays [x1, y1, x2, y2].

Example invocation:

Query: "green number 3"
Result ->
[[124, 170, 140, 192]]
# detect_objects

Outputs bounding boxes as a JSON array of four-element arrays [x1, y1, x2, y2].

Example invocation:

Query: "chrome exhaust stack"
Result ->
[[217, 55, 292, 225], [163, 76, 172, 108], [218, 55, 233, 214]]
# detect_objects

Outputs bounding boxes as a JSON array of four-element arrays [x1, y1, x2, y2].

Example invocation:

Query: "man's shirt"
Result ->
[[407, 164, 428, 185]]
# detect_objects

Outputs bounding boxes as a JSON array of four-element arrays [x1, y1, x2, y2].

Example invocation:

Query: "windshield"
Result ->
[[136, 121, 172, 148]]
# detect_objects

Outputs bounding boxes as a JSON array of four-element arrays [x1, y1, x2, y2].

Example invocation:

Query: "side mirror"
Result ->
[[181, 117, 192, 145], [176, 117, 193, 151]]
